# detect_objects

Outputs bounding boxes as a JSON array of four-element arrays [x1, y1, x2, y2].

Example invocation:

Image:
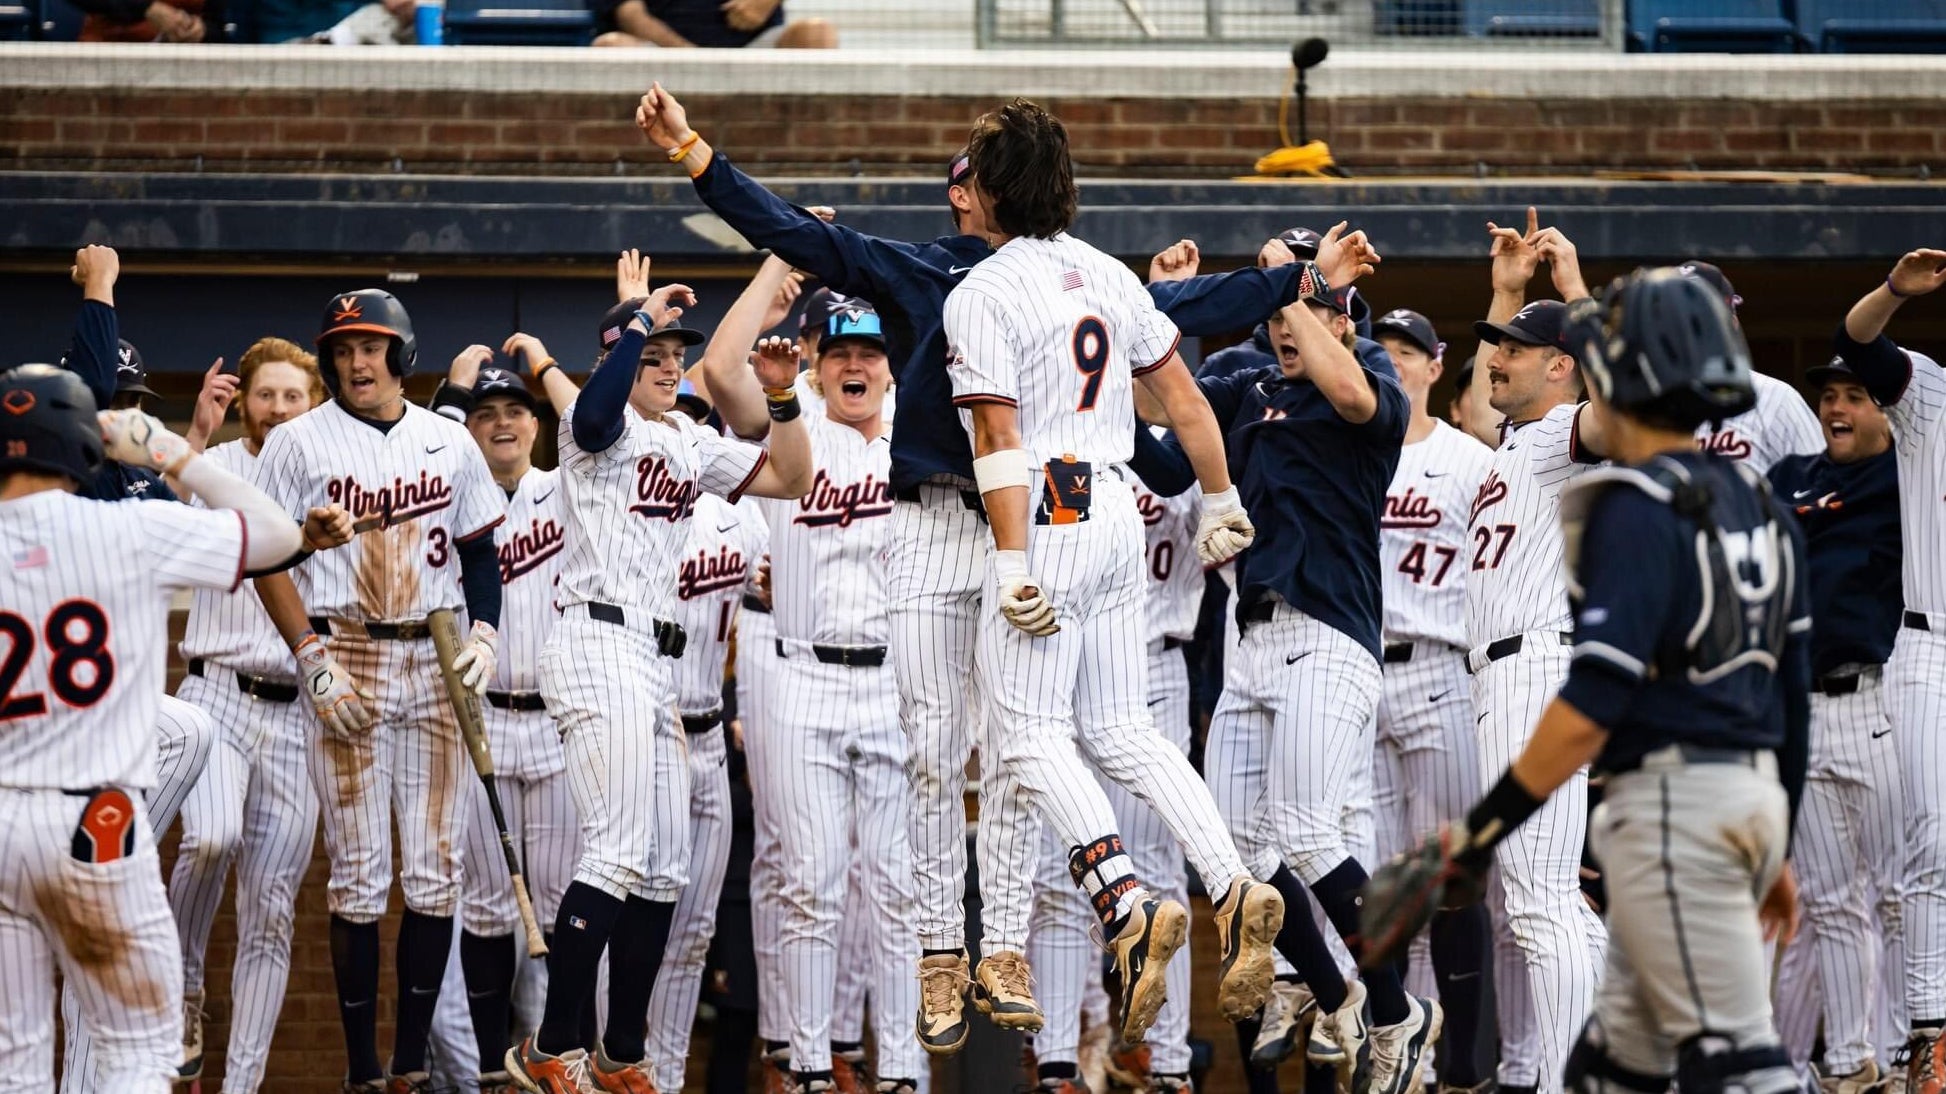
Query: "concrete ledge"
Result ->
[[3, 42, 1943, 101]]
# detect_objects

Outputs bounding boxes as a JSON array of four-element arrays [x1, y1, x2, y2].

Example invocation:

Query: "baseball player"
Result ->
[[701, 260, 925, 1094], [944, 98, 1286, 1048], [1365, 267, 1812, 1094], [254, 289, 509, 1094], [504, 289, 813, 1094], [1677, 262, 1826, 473], [1765, 355, 1907, 1094], [0, 365, 303, 1092], [1825, 247, 1946, 1094], [158, 338, 330, 1094], [635, 85, 1357, 1055], [1366, 307, 1497, 1094]]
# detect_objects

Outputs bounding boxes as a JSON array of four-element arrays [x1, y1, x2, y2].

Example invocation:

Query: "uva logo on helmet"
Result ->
[[2, 390, 34, 415], [333, 297, 364, 323]]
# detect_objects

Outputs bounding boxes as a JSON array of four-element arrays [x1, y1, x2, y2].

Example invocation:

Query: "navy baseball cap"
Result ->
[[472, 366, 536, 411], [1806, 355, 1862, 389], [599, 297, 647, 351], [948, 149, 972, 188], [1474, 299, 1574, 356], [1373, 308, 1443, 358], [822, 303, 887, 351], [646, 321, 706, 349], [1678, 261, 1742, 311], [799, 287, 859, 337], [1277, 227, 1323, 260]]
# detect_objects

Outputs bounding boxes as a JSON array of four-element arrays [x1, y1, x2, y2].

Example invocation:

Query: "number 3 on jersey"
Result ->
[[1073, 316, 1109, 412]]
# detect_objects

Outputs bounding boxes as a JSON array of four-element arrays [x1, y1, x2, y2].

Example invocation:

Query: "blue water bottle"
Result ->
[[414, 0, 444, 44]]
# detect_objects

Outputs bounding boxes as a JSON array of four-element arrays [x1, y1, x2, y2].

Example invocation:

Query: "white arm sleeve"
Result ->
[[175, 455, 304, 569]]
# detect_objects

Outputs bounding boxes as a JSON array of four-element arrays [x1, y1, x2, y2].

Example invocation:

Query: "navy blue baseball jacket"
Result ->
[[690, 153, 1314, 494], [1767, 448, 1902, 678], [1196, 292, 1375, 384], [67, 298, 176, 504]]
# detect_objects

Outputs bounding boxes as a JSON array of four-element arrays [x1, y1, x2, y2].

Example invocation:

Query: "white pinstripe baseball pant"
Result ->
[[1892, 622, 1946, 1024], [737, 604, 790, 1045], [644, 722, 735, 1092]]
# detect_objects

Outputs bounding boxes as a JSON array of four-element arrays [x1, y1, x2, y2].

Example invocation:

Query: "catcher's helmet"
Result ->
[[0, 364, 105, 485], [316, 289, 418, 380], [1565, 267, 1755, 430]]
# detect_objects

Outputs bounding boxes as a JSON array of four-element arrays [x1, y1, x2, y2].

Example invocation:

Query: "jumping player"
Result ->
[[943, 98, 1285, 1047], [0, 365, 303, 1092], [254, 289, 509, 1094]]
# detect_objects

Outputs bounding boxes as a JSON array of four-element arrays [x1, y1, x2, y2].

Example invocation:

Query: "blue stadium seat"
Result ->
[[1462, 0, 1602, 38], [1796, 0, 1946, 52], [0, 0, 35, 39], [34, 0, 82, 39], [1375, 0, 1464, 36], [1626, 0, 1797, 52], [441, 0, 592, 45]]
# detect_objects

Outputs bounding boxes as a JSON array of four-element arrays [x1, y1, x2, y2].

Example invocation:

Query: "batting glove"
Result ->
[[99, 408, 192, 475], [295, 634, 378, 737], [994, 549, 1059, 637], [449, 620, 499, 696], [1195, 486, 1256, 565]]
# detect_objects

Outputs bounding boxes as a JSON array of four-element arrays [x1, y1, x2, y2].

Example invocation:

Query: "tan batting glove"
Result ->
[[295, 634, 377, 737], [449, 620, 499, 696], [1196, 486, 1256, 565], [99, 408, 192, 475], [994, 549, 1059, 637]]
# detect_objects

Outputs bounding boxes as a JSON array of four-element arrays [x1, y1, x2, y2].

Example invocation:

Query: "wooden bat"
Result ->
[[428, 608, 549, 958]]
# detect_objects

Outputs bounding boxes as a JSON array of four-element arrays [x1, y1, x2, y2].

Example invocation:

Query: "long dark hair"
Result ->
[[966, 99, 1078, 239]]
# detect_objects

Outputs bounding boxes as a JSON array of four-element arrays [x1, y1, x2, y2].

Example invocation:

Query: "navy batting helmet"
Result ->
[[316, 289, 418, 380], [1566, 268, 1755, 429], [0, 364, 105, 485]]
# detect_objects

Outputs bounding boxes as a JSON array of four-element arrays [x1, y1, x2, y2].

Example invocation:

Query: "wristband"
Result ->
[[1887, 276, 1915, 299], [1202, 485, 1241, 517], [632, 309, 657, 334], [766, 393, 801, 422], [1459, 769, 1546, 869], [291, 628, 322, 655], [994, 548, 1030, 585], [531, 356, 558, 380], [667, 131, 701, 162]]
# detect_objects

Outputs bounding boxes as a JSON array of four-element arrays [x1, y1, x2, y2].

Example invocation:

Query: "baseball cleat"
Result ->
[[1907, 1031, 1946, 1094], [1252, 979, 1316, 1069], [1110, 897, 1189, 1046], [384, 1073, 434, 1094], [1151, 1074, 1195, 1092], [916, 952, 973, 1055], [1437, 1079, 1498, 1094], [480, 1070, 523, 1094], [1366, 995, 1443, 1094], [788, 1075, 836, 1094], [1819, 1062, 1883, 1094], [973, 949, 1045, 1032], [763, 1044, 791, 1094], [589, 1045, 659, 1093], [875, 1082, 920, 1094], [1309, 979, 1368, 1068], [506, 1036, 597, 1094], [179, 990, 206, 1083], [1108, 1040, 1152, 1089], [831, 1048, 870, 1094], [1035, 1078, 1091, 1094], [1214, 877, 1285, 1021], [340, 1082, 386, 1094]]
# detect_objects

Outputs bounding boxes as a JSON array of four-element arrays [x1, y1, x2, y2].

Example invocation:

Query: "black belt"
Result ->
[[682, 710, 723, 734], [1161, 636, 1185, 651], [308, 616, 433, 641], [742, 593, 771, 616], [1384, 642, 1414, 664], [775, 638, 887, 668], [1238, 600, 1276, 626], [1907, 610, 1933, 632], [893, 484, 987, 517], [1466, 632, 1572, 675], [1609, 744, 1763, 775], [186, 658, 299, 704], [485, 690, 547, 712], [577, 602, 687, 658], [1811, 674, 1863, 696]]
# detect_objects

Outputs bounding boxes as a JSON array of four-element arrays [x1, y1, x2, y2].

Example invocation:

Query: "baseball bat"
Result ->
[[429, 608, 549, 958]]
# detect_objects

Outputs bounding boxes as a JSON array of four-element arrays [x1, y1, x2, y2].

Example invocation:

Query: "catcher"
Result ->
[[1363, 268, 1811, 1094]]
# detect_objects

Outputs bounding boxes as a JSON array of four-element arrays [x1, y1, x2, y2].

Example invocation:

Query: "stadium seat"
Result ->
[[1626, 0, 1798, 52], [1375, 0, 1464, 36], [1461, 0, 1602, 38], [441, 0, 593, 45], [34, 0, 82, 39], [1796, 0, 1946, 52], [0, 0, 34, 39]]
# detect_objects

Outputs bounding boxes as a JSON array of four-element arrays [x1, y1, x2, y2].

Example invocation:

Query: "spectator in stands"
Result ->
[[72, 0, 213, 42], [591, 0, 835, 48], [247, 0, 408, 44]]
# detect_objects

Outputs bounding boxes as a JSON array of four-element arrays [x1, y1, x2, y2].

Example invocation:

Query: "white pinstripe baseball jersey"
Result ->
[[256, 399, 505, 621], [178, 439, 292, 679], [555, 402, 766, 623], [672, 492, 759, 716], [1695, 371, 1825, 473], [944, 233, 1180, 467], [0, 493, 245, 790], [756, 413, 893, 646], [1463, 401, 1594, 643], [1886, 349, 1946, 611], [493, 465, 566, 693], [1383, 420, 1496, 649], [1136, 478, 1201, 643]]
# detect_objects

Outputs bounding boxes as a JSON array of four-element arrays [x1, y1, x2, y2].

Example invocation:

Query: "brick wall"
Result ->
[[5, 88, 1941, 177]]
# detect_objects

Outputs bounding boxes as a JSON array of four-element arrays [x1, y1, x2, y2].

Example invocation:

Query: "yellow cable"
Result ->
[[1258, 74, 1337, 177]]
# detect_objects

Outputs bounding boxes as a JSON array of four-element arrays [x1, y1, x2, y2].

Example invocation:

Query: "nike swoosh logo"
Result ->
[[717, 521, 737, 533], [1285, 652, 1312, 665], [1428, 690, 1452, 703], [1477, 711, 1490, 724], [1873, 728, 1894, 739], [1147, 696, 1166, 707], [426, 444, 447, 454], [1793, 488, 1816, 499], [949, 265, 975, 275], [1424, 471, 1448, 479], [1447, 970, 1480, 982], [535, 489, 555, 504], [407, 986, 440, 997]]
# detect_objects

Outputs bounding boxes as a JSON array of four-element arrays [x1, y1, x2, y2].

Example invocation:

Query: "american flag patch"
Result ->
[[1062, 269, 1084, 292], [13, 545, 48, 570]]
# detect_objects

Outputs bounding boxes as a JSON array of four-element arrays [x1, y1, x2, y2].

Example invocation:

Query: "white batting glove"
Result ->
[[99, 408, 192, 474], [994, 549, 1059, 637], [1195, 486, 1256, 565], [295, 634, 378, 737], [449, 620, 499, 696]]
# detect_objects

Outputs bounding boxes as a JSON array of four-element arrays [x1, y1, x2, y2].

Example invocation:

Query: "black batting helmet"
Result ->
[[1565, 267, 1755, 430], [0, 364, 105, 485], [316, 289, 418, 380]]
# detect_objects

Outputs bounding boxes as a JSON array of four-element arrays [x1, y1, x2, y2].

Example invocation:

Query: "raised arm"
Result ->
[[1134, 356, 1255, 566], [736, 337, 814, 500], [702, 255, 799, 440], [66, 244, 123, 408], [503, 332, 579, 415], [1837, 249, 1946, 404]]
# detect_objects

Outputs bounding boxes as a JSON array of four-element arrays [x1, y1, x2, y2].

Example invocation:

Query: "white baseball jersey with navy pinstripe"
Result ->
[[177, 439, 291, 679], [1384, 420, 1496, 648], [1464, 401, 1594, 644], [672, 492, 757, 716], [1884, 350, 1946, 610], [0, 493, 245, 790], [255, 399, 506, 621], [1696, 371, 1824, 474], [555, 402, 767, 623], [757, 413, 893, 645], [944, 232, 1180, 467], [1136, 479, 1201, 644], [492, 465, 567, 693]]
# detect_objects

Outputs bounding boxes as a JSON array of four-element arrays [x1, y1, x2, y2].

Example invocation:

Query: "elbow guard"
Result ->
[[972, 449, 1032, 497]]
